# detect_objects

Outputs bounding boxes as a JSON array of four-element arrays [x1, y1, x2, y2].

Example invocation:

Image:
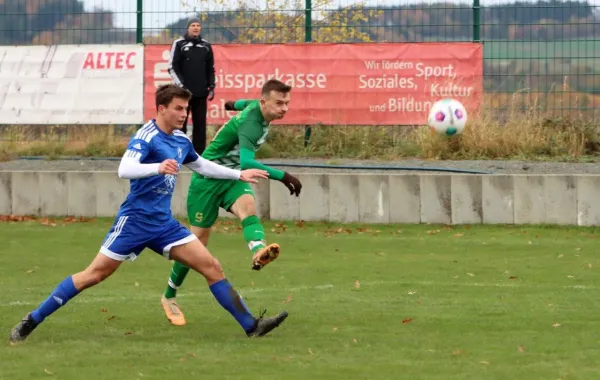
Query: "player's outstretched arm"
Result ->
[[118, 156, 179, 179], [185, 156, 268, 183], [239, 148, 302, 196]]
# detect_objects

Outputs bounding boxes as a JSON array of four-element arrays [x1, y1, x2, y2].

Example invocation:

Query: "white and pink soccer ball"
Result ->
[[427, 98, 468, 136]]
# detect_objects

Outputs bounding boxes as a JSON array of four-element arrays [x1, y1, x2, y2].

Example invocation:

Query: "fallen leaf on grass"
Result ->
[[41, 218, 57, 227], [62, 216, 91, 224], [179, 353, 196, 362], [407, 291, 417, 295], [427, 230, 441, 235], [552, 323, 561, 328], [353, 338, 358, 344], [100, 308, 108, 313], [354, 280, 360, 289], [107, 316, 116, 321], [0, 215, 37, 222], [124, 331, 134, 335], [282, 295, 292, 304], [518, 345, 525, 353], [332, 327, 338, 332], [467, 273, 475, 277], [402, 318, 413, 324], [508, 276, 517, 280]]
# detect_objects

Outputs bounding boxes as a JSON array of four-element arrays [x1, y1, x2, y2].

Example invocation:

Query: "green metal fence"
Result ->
[[0, 0, 599, 128]]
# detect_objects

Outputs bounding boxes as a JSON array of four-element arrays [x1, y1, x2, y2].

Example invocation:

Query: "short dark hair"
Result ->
[[261, 79, 292, 97], [155, 84, 191, 109]]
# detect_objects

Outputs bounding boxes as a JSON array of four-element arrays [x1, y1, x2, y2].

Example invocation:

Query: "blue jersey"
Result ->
[[117, 119, 198, 225]]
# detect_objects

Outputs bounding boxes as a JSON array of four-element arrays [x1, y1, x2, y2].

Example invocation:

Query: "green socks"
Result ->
[[164, 261, 191, 299], [164, 215, 266, 299], [242, 215, 266, 253]]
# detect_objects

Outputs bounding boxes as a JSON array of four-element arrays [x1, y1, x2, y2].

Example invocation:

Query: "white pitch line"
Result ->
[[0, 280, 592, 308]]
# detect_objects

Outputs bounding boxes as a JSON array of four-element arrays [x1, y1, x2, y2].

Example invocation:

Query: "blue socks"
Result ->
[[28, 276, 256, 333], [31, 276, 80, 324], [209, 279, 256, 332]]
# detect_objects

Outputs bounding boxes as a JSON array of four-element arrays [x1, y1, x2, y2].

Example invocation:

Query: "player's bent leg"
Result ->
[[161, 226, 212, 327], [72, 252, 123, 291], [162, 176, 221, 307], [168, 238, 288, 337], [229, 193, 280, 271], [10, 253, 123, 343], [190, 225, 211, 246]]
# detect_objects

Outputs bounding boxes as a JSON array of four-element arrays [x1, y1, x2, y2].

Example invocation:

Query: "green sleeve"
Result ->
[[239, 148, 285, 180], [233, 99, 257, 111], [237, 119, 285, 180]]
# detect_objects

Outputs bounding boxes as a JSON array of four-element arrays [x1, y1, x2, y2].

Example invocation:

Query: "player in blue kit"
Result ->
[[9, 84, 289, 343]]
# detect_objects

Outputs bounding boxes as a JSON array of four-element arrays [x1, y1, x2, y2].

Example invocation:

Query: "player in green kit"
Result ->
[[161, 79, 302, 326]]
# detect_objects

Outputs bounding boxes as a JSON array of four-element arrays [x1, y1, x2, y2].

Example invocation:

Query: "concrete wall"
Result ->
[[1, 170, 598, 226]]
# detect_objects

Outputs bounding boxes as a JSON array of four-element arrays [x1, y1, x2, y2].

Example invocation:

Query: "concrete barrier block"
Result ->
[[577, 175, 600, 226], [40, 172, 68, 216], [67, 172, 96, 217], [328, 174, 359, 223], [420, 175, 451, 224], [482, 175, 514, 224], [270, 172, 301, 221], [358, 175, 389, 223], [389, 175, 420, 223], [298, 173, 329, 221], [0, 172, 12, 215], [250, 178, 270, 219], [514, 175, 545, 224], [544, 175, 576, 225], [94, 172, 128, 217], [451, 175, 482, 224], [12, 172, 40, 216]]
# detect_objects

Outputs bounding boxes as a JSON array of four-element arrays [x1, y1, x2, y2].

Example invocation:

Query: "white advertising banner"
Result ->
[[0, 44, 144, 124]]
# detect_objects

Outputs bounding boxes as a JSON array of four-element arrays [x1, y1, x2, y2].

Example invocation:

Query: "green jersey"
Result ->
[[202, 99, 269, 169]]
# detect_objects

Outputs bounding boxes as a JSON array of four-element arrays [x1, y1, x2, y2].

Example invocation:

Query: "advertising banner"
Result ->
[[144, 42, 483, 125], [0, 45, 144, 124]]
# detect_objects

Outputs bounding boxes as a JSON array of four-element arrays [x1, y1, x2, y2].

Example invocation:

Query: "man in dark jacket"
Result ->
[[168, 17, 216, 154]]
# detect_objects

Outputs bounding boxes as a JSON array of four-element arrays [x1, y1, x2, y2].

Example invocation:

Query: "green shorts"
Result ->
[[186, 174, 255, 228]]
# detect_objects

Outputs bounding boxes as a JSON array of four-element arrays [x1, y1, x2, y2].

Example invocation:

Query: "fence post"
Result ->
[[136, 0, 143, 131], [136, 0, 143, 44], [304, 0, 312, 147], [472, 0, 480, 42]]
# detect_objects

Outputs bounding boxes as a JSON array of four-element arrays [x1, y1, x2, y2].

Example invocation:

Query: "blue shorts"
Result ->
[[99, 216, 196, 261]]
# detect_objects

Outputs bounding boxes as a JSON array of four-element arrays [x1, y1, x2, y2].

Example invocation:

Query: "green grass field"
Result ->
[[1, 218, 600, 380]]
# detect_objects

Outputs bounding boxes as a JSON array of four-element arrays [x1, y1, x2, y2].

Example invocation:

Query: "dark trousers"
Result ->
[[182, 95, 208, 154]]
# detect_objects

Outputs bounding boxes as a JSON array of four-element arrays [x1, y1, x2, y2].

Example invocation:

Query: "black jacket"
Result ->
[[168, 33, 215, 97]]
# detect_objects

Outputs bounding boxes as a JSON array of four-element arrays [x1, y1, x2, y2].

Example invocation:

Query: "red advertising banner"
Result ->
[[144, 42, 483, 125]]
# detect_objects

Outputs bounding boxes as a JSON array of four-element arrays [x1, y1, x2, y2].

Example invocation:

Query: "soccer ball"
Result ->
[[427, 98, 467, 136]]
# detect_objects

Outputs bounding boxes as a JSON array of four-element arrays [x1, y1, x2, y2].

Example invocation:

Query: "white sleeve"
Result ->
[[118, 157, 160, 179], [185, 157, 241, 180]]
